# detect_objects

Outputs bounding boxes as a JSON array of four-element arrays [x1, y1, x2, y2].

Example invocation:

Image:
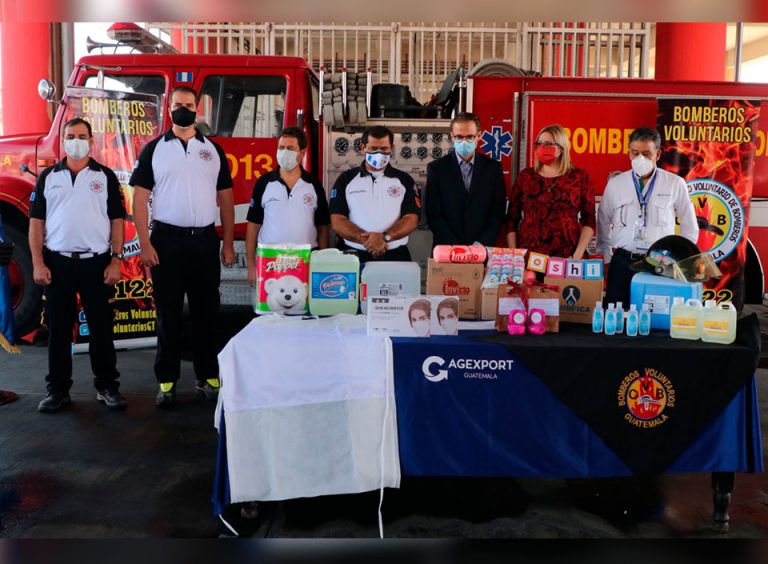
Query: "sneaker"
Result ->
[[38, 393, 72, 413], [196, 378, 220, 400], [96, 389, 127, 410], [156, 382, 177, 408]]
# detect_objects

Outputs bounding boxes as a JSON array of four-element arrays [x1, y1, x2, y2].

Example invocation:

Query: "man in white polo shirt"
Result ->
[[28, 117, 127, 413], [245, 127, 330, 286], [130, 86, 236, 408], [597, 127, 698, 305], [329, 125, 419, 262]]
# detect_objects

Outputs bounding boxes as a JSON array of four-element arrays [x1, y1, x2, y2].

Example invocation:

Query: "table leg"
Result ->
[[712, 471, 735, 533]]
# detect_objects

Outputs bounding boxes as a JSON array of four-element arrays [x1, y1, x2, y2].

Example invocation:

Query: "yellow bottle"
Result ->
[[670, 297, 702, 340], [701, 300, 737, 345]]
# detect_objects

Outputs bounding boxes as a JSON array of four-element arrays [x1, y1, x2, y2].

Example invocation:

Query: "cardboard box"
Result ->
[[426, 259, 483, 319], [544, 276, 604, 324], [481, 287, 498, 320], [495, 283, 560, 332], [367, 295, 460, 337]]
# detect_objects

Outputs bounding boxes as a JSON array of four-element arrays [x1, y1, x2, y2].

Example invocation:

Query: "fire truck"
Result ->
[[2, 29, 768, 336]]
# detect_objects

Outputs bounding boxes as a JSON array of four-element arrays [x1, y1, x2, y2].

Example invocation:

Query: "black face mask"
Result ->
[[171, 107, 196, 128]]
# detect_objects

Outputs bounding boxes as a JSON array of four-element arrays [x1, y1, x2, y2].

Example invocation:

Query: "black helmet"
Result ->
[[630, 235, 722, 283]]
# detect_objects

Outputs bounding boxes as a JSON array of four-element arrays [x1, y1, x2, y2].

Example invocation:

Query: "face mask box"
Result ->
[[544, 276, 604, 324], [629, 272, 703, 330], [360, 261, 422, 314], [426, 259, 483, 319], [366, 295, 460, 337]]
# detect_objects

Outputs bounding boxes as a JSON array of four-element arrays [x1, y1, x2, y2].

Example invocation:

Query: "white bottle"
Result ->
[[604, 303, 617, 336], [625, 304, 639, 337], [592, 301, 604, 333], [639, 303, 651, 336], [701, 300, 737, 344], [615, 301, 625, 334]]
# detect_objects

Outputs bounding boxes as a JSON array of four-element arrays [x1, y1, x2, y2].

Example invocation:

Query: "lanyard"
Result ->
[[632, 171, 658, 227]]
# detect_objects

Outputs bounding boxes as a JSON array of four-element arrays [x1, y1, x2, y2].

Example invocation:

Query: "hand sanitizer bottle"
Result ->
[[639, 303, 651, 336], [615, 301, 625, 334], [604, 303, 617, 336], [625, 304, 639, 337], [592, 301, 604, 333]]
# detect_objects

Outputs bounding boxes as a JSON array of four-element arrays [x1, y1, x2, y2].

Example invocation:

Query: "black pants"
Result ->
[[340, 243, 411, 264], [604, 249, 639, 307], [44, 250, 119, 395], [150, 225, 220, 385]]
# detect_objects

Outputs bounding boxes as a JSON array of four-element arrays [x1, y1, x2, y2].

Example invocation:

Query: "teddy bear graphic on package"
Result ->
[[264, 275, 308, 313]]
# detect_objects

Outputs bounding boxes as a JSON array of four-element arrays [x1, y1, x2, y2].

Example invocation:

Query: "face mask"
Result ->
[[171, 107, 196, 128], [64, 139, 90, 161], [277, 148, 299, 171], [365, 151, 390, 170], [413, 320, 430, 337], [440, 318, 459, 335], [631, 155, 655, 178], [453, 140, 476, 159], [535, 145, 558, 165]]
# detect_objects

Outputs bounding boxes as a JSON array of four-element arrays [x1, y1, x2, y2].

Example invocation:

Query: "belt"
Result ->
[[613, 247, 645, 261], [49, 250, 108, 259], [153, 221, 215, 236]]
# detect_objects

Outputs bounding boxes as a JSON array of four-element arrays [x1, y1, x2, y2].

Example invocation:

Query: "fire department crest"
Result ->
[[617, 368, 676, 428], [89, 180, 105, 193], [387, 185, 402, 198], [303, 193, 316, 206], [199, 149, 213, 162]]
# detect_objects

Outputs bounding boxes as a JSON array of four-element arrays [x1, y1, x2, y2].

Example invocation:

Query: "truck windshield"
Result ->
[[84, 74, 166, 99], [198, 75, 286, 138]]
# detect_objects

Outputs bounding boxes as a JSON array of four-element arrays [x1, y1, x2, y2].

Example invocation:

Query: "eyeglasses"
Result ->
[[534, 141, 560, 148], [453, 135, 477, 142]]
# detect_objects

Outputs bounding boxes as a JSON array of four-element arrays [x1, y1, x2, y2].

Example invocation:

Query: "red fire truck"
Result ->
[[1, 46, 767, 335]]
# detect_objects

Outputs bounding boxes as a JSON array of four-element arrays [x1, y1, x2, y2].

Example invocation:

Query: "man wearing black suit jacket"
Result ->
[[426, 113, 507, 247]]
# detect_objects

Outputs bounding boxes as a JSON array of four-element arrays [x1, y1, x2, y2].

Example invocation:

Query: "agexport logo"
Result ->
[[421, 355, 514, 383]]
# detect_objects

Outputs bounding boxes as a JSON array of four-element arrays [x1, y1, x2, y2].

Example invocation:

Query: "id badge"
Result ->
[[633, 216, 646, 242]]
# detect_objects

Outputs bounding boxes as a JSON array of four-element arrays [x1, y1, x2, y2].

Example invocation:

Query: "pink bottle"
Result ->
[[527, 308, 547, 335], [433, 245, 487, 264], [507, 309, 527, 335]]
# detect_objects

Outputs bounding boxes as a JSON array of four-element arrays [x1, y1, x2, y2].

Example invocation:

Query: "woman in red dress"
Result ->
[[506, 124, 596, 259]]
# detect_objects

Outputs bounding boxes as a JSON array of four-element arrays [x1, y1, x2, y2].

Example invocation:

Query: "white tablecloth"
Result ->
[[216, 314, 400, 502]]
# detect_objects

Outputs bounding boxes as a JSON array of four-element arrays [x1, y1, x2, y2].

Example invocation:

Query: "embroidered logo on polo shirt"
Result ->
[[249, 198, 255, 208], [387, 185, 403, 198], [303, 193, 316, 206], [199, 149, 213, 162], [89, 180, 105, 193]]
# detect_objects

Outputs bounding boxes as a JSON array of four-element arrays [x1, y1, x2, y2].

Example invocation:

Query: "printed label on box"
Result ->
[[498, 297, 525, 316], [529, 298, 560, 316], [645, 295, 671, 315]]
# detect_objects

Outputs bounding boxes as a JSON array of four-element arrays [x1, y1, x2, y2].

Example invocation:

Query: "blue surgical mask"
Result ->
[[365, 151, 390, 170], [277, 148, 299, 171], [453, 140, 476, 159]]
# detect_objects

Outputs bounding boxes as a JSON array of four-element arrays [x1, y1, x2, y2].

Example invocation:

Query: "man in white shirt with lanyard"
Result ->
[[131, 86, 236, 408], [597, 127, 698, 305]]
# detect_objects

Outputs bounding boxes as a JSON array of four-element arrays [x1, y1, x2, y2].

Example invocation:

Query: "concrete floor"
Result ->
[[1, 307, 768, 539]]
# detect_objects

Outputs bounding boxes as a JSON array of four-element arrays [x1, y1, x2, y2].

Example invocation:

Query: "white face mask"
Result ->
[[365, 151, 391, 170], [64, 139, 90, 161], [277, 148, 299, 171], [440, 318, 459, 335], [631, 155, 655, 178], [412, 319, 430, 337]]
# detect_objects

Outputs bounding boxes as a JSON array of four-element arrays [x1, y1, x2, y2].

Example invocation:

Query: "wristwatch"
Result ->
[[383, 231, 392, 243], [111, 251, 125, 261]]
